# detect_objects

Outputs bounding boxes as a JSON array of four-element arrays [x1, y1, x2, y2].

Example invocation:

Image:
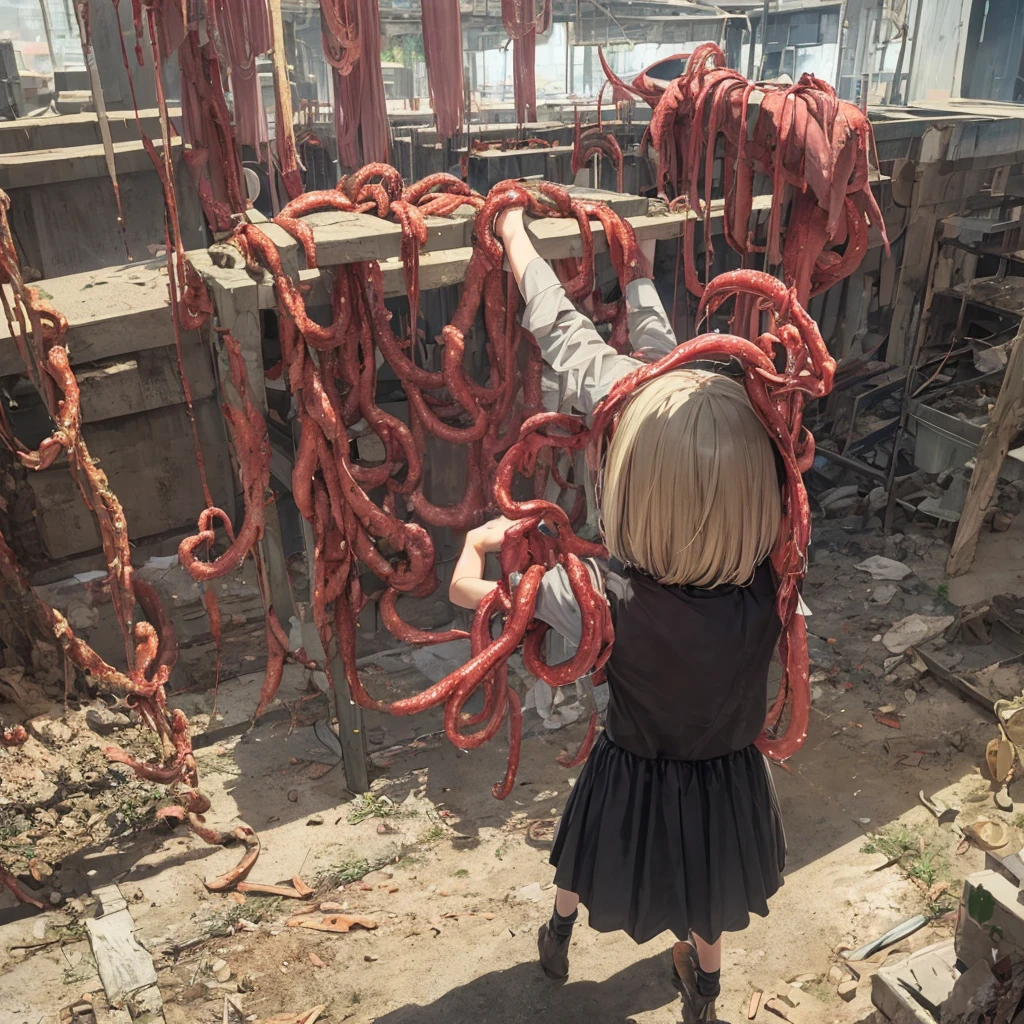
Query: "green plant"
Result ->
[[454, 869, 469, 878], [323, 855, 389, 887], [937, 583, 949, 601], [861, 826, 915, 861], [907, 851, 938, 888], [347, 793, 398, 825], [420, 824, 447, 844], [208, 895, 283, 936]]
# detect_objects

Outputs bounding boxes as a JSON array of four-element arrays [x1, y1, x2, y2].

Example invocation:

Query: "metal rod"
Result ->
[[38, 0, 59, 75], [904, 0, 925, 105], [834, 0, 849, 94], [757, 0, 770, 80], [814, 447, 888, 483]]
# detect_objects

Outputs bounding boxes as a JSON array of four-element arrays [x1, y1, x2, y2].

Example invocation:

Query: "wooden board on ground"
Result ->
[[85, 884, 158, 1008]]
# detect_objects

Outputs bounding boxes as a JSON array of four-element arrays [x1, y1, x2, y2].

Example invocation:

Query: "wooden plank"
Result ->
[[469, 144, 576, 159], [193, 251, 298, 628], [73, 343, 216, 423], [0, 107, 177, 154], [85, 884, 158, 1008], [947, 321, 1024, 576], [527, 210, 689, 259], [297, 209, 471, 267], [27, 401, 233, 560], [0, 259, 172, 376], [0, 136, 181, 190]]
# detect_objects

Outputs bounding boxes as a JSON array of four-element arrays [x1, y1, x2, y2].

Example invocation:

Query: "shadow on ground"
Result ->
[[373, 950, 677, 1024]]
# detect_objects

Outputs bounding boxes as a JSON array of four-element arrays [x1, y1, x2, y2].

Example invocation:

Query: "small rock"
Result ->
[[287, 790, 299, 803], [867, 486, 889, 515], [882, 614, 954, 654], [818, 485, 861, 510], [905, 688, 917, 704], [364, 954, 379, 963], [993, 512, 1014, 532], [858, 817, 871, 825], [838, 980, 858, 1001], [85, 707, 131, 736], [238, 975, 255, 993], [515, 882, 547, 903], [32, 918, 47, 939], [214, 965, 231, 984], [49, 891, 62, 906], [28, 716, 73, 746], [856, 556, 912, 581], [827, 966, 843, 984], [306, 814, 325, 826], [871, 583, 898, 605]]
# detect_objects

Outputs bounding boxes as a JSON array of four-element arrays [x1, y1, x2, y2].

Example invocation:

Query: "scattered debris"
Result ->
[[204, 827, 261, 892], [919, 790, 960, 826], [856, 556, 913, 581], [235, 881, 310, 898], [286, 914, 377, 933], [883, 615, 956, 654], [748, 990, 761, 1019]]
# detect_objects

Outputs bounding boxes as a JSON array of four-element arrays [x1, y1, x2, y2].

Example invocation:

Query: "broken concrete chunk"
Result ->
[[882, 614, 955, 654], [943, 960, 998, 1019], [856, 556, 912, 581], [870, 583, 898, 605]]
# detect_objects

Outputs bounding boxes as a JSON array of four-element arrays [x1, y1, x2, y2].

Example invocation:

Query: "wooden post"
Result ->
[[189, 254, 298, 635], [947, 318, 1024, 577], [294, 423, 368, 795]]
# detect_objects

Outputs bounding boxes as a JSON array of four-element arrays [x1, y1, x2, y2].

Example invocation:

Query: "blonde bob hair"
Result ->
[[601, 368, 782, 588]]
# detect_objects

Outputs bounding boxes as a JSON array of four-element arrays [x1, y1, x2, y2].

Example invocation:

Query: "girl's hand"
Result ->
[[449, 516, 515, 610], [495, 207, 525, 243], [468, 515, 514, 554]]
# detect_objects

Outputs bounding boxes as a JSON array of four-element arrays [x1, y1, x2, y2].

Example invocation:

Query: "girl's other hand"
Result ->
[[469, 515, 515, 553]]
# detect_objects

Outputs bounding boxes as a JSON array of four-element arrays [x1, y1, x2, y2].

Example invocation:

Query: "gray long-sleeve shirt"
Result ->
[[514, 258, 679, 643], [519, 258, 676, 417]]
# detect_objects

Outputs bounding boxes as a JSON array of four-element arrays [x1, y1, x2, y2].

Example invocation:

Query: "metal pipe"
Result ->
[[904, 0, 925, 105], [888, 4, 910, 105], [757, 0, 770, 80], [834, 0, 849, 95], [814, 447, 888, 483], [37, 0, 59, 75]]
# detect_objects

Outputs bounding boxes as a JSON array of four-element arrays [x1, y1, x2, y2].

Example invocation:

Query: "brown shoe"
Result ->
[[672, 941, 718, 1022], [537, 921, 570, 981]]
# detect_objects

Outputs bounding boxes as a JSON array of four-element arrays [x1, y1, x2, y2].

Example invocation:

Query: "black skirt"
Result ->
[[550, 732, 786, 945]]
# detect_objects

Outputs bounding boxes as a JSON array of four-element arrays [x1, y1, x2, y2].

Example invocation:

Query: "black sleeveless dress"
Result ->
[[549, 561, 787, 945]]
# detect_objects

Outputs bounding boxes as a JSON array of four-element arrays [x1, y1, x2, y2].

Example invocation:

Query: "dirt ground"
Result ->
[[4, 517, 1024, 1024]]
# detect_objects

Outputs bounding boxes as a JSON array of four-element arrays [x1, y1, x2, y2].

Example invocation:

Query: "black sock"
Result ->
[[550, 905, 578, 941], [695, 966, 720, 998]]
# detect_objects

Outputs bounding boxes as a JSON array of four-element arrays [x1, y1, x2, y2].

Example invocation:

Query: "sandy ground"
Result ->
[[3, 522, 1023, 1024]]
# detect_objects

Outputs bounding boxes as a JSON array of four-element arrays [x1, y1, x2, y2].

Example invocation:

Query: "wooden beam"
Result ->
[[947, 319, 1024, 577], [0, 260, 172, 375]]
